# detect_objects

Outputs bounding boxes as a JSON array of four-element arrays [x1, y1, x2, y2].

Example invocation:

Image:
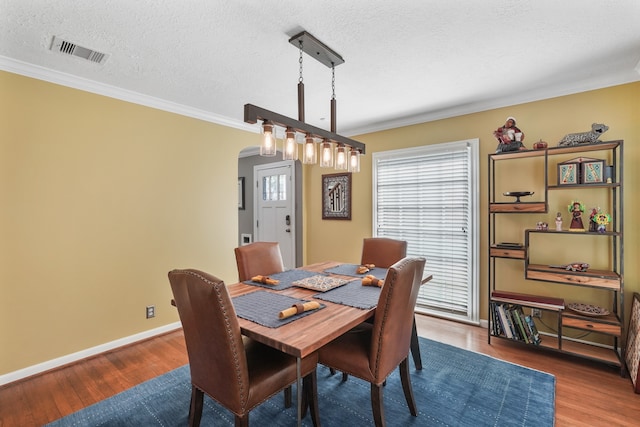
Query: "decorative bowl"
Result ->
[[503, 191, 534, 203], [567, 303, 609, 317], [533, 140, 548, 150]]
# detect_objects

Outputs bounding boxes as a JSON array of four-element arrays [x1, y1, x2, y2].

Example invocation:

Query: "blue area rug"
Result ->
[[47, 338, 555, 426]]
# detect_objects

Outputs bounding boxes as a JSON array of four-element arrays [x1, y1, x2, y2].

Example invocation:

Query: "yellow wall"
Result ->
[[1, 71, 256, 373], [1, 69, 638, 375], [304, 82, 639, 329]]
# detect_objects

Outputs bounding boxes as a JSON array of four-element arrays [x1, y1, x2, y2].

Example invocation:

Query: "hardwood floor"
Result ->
[[1, 315, 638, 426]]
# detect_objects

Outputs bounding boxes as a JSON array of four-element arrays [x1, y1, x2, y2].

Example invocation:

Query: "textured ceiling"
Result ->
[[1, 0, 639, 136]]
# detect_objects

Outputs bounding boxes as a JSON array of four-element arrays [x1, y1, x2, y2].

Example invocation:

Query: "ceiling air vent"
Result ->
[[50, 36, 109, 64]]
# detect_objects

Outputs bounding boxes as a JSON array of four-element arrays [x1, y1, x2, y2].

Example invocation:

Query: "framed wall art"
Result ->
[[322, 172, 351, 220], [626, 292, 640, 393]]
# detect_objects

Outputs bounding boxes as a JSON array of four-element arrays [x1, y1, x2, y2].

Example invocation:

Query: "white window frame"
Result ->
[[372, 139, 480, 324]]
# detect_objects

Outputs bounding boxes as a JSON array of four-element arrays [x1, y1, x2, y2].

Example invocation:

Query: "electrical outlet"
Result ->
[[146, 305, 155, 319], [531, 308, 542, 318]]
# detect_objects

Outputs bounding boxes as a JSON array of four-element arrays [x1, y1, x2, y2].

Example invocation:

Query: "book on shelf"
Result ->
[[490, 303, 503, 336], [524, 314, 542, 345], [492, 302, 543, 345], [492, 242, 524, 249], [509, 305, 530, 344], [495, 303, 518, 340], [491, 290, 565, 310], [492, 303, 510, 338]]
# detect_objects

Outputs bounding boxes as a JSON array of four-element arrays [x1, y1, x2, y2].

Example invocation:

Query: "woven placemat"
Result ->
[[232, 290, 325, 328], [313, 279, 381, 309], [323, 263, 388, 280], [243, 269, 322, 290]]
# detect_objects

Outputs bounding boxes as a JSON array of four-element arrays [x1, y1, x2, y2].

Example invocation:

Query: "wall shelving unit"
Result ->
[[488, 140, 624, 372]]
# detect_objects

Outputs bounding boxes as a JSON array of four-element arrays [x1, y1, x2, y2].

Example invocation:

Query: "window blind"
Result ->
[[373, 140, 479, 323]]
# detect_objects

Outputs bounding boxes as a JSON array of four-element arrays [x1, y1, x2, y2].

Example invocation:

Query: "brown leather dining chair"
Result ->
[[318, 257, 427, 427], [362, 237, 423, 371], [234, 241, 285, 282], [233, 241, 294, 406], [332, 237, 415, 380], [168, 268, 320, 427], [360, 237, 407, 269]]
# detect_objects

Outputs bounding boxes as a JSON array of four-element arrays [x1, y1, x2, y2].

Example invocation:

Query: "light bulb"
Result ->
[[348, 148, 360, 172], [302, 134, 317, 164], [320, 140, 333, 168], [335, 145, 347, 170], [283, 128, 298, 160], [260, 122, 277, 157]]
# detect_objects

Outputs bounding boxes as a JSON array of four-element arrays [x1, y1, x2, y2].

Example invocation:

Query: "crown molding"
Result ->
[[0, 55, 257, 134], [344, 71, 640, 136], [2, 55, 638, 139]]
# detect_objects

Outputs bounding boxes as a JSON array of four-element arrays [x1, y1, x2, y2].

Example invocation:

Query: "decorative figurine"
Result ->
[[555, 212, 563, 231], [551, 262, 590, 272], [557, 123, 609, 146], [568, 201, 585, 231], [589, 207, 599, 232], [594, 212, 611, 233], [494, 116, 526, 153]]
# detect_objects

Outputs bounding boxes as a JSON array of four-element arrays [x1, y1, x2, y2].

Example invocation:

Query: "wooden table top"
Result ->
[[227, 261, 376, 358]]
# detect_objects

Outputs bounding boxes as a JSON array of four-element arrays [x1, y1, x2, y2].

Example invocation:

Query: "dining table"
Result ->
[[227, 260, 383, 426], [173, 260, 431, 426]]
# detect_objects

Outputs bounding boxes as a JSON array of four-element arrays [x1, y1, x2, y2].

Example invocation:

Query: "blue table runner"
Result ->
[[243, 268, 322, 290], [323, 263, 388, 280], [313, 279, 381, 310]]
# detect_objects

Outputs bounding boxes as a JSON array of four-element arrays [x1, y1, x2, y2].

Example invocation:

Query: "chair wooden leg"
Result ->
[[329, 367, 348, 382], [399, 358, 417, 416], [284, 385, 292, 408], [410, 316, 422, 370], [370, 383, 386, 427], [234, 414, 249, 427], [304, 370, 321, 427], [189, 386, 204, 427]]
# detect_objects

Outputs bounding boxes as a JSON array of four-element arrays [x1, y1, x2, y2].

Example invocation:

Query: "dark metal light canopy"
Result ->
[[243, 31, 366, 164]]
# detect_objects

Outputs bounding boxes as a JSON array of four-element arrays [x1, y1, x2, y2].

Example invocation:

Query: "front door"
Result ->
[[254, 161, 296, 269]]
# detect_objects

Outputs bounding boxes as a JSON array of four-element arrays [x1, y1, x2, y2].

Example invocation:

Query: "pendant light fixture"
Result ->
[[244, 31, 365, 169]]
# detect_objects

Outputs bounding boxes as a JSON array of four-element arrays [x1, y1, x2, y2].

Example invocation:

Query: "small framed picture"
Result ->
[[582, 159, 604, 184], [322, 173, 351, 220], [238, 177, 245, 210], [557, 161, 580, 185]]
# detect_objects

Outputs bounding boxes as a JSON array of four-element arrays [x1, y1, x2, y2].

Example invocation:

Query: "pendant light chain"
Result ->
[[331, 63, 336, 100], [330, 62, 337, 133], [298, 40, 304, 84], [297, 39, 305, 122]]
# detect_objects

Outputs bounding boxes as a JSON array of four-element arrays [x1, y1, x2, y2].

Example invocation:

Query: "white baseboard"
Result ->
[[0, 322, 182, 386]]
